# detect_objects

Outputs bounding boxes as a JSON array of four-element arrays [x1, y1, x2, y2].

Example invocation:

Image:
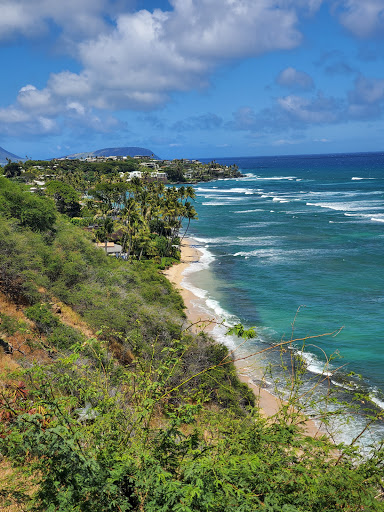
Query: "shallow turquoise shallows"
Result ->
[[184, 152, 384, 444]]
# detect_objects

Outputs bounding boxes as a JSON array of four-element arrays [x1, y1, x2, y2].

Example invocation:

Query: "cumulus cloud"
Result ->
[[230, 107, 260, 131], [230, 91, 346, 134], [349, 75, 384, 104], [271, 137, 305, 146], [3, 0, 384, 141], [315, 50, 356, 75], [277, 93, 342, 123], [0, 107, 60, 136], [165, 0, 302, 59], [0, 0, 126, 43], [0, 82, 123, 137], [276, 67, 314, 90], [347, 74, 384, 118], [17, 85, 58, 115], [231, 72, 384, 134], [0, 0, 319, 138], [332, 0, 384, 38], [2, 1, 309, 113], [67, 0, 307, 110]]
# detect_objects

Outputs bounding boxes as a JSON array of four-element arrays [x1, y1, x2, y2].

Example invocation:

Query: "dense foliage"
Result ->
[[0, 176, 56, 232], [85, 180, 197, 261]]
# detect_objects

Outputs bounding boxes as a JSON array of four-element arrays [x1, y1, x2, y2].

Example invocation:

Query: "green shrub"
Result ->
[[25, 304, 59, 335], [0, 312, 20, 336], [1, 342, 383, 512], [0, 177, 56, 232], [47, 324, 84, 350]]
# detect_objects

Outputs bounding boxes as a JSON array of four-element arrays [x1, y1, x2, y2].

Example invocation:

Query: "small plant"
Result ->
[[25, 303, 59, 335]]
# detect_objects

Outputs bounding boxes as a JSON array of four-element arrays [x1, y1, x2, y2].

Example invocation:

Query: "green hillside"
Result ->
[[0, 176, 383, 511]]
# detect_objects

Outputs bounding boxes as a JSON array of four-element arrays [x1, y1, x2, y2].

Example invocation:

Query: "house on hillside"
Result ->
[[127, 170, 167, 183], [95, 242, 122, 256]]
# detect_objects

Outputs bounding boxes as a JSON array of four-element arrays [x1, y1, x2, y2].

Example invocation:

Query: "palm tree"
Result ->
[[179, 201, 198, 243]]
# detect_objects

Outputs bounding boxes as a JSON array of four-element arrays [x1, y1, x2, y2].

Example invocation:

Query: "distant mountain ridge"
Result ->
[[0, 146, 23, 166], [61, 147, 160, 160]]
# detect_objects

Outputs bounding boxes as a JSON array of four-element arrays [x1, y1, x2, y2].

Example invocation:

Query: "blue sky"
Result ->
[[1, 0, 384, 160]]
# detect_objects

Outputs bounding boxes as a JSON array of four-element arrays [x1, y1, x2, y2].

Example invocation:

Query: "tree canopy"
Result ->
[[0, 177, 56, 232]]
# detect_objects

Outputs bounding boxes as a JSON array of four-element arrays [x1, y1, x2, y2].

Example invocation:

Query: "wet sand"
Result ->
[[164, 238, 324, 437]]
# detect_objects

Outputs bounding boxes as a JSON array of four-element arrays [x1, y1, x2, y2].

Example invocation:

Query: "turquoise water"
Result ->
[[183, 152, 384, 443]]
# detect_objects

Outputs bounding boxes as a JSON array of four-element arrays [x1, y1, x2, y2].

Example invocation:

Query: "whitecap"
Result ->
[[202, 202, 231, 206], [233, 247, 347, 261], [180, 280, 208, 300], [235, 209, 264, 214], [306, 200, 384, 212], [369, 390, 384, 410], [182, 244, 215, 276], [252, 176, 297, 181], [191, 235, 279, 247], [192, 236, 233, 244], [196, 187, 254, 194], [200, 195, 246, 201], [295, 351, 333, 377], [272, 197, 289, 203], [206, 297, 237, 324]]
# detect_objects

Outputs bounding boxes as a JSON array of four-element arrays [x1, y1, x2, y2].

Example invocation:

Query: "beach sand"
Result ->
[[164, 238, 324, 437]]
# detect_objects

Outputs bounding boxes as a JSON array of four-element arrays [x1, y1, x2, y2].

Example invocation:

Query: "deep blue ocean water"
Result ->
[[182, 152, 384, 444]]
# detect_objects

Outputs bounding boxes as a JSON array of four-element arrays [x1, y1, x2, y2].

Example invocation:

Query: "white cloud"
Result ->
[[230, 91, 346, 134], [0, 81, 122, 136], [0, 105, 59, 136], [0, 107, 29, 124], [230, 106, 259, 130], [0, 0, 126, 43], [48, 72, 92, 99], [332, 0, 384, 38], [17, 85, 58, 114], [69, 0, 305, 110], [276, 67, 314, 90], [349, 75, 384, 104], [7, 0, 384, 140], [272, 137, 304, 145], [277, 93, 342, 123], [347, 75, 384, 119], [0, 0, 316, 134], [0, 3, 35, 38], [66, 102, 86, 116], [166, 0, 302, 59]]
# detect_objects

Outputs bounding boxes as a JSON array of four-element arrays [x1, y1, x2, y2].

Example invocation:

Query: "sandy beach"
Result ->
[[164, 238, 324, 437]]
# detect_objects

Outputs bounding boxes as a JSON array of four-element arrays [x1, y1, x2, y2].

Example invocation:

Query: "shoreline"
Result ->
[[164, 238, 324, 437]]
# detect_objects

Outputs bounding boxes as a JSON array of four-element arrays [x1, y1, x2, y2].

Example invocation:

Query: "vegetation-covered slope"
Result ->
[[0, 177, 383, 511]]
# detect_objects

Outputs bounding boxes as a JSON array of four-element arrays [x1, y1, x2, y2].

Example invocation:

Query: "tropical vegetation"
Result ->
[[0, 172, 383, 511]]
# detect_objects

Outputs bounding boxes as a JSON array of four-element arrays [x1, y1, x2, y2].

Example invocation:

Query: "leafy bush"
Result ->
[[25, 304, 59, 335], [47, 323, 84, 350], [0, 177, 56, 232], [1, 342, 383, 512]]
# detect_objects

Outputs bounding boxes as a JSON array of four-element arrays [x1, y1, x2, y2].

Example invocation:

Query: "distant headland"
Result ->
[[0, 145, 159, 166]]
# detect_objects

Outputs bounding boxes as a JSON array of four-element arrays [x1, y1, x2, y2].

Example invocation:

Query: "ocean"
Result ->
[[182, 152, 384, 446]]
